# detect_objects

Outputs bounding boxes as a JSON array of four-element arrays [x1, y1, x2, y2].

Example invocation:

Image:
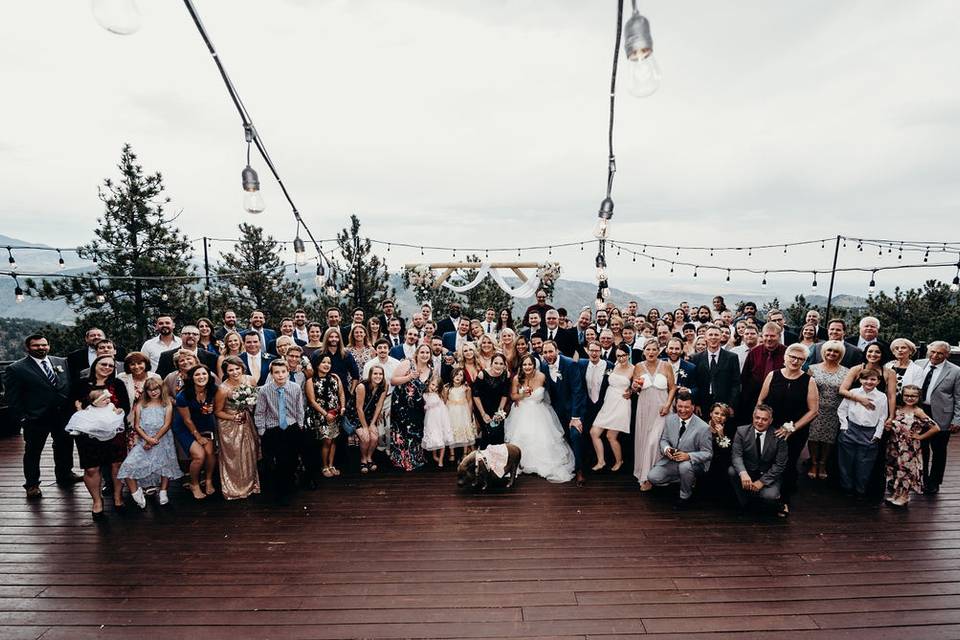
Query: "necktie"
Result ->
[[678, 419, 687, 443], [278, 387, 288, 430], [921, 365, 937, 405], [578, 330, 585, 344], [549, 330, 555, 341], [710, 353, 717, 373], [40, 360, 57, 385], [756, 432, 762, 456]]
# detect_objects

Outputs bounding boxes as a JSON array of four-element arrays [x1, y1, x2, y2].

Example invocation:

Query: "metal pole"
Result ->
[[824, 235, 841, 321], [203, 236, 213, 318]]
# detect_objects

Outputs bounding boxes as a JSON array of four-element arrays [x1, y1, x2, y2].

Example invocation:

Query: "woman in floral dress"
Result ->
[[807, 340, 849, 480], [885, 384, 939, 506], [306, 353, 346, 480], [388, 344, 433, 471]]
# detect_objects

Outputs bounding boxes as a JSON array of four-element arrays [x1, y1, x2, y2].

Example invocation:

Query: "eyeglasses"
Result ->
[[785, 354, 805, 361], [902, 394, 921, 399]]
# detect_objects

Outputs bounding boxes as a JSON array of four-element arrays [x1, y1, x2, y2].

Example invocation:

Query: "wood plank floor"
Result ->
[[2, 436, 960, 639]]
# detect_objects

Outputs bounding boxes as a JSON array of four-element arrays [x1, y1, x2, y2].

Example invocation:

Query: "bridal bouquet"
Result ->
[[232, 384, 258, 410], [716, 435, 731, 449], [489, 409, 507, 428]]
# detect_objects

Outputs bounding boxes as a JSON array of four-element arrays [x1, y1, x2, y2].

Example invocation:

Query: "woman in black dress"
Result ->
[[471, 353, 511, 449], [352, 365, 387, 473], [704, 402, 735, 501], [758, 343, 819, 517], [73, 355, 131, 517]]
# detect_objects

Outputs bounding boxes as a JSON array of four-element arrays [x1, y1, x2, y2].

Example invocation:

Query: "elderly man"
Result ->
[[542, 309, 576, 357], [845, 316, 891, 364], [804, 309, 828, 340], [729, 404, 789, 511], [597, 329, 616, 363], [916, 341, 960, 494], [740, 322, 786, 415], [806, 319, 862, 368]]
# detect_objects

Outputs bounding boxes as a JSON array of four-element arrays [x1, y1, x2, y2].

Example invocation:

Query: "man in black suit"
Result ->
[[728, 404, 789, 512], [689, 326, 741, 418], [4, 334, 81, 497], [543, 309, 577, 358], [155, 325, 218, 379], [267, 318, 307, 354], [66, 327, 105, 385], [379, 299, 406, 337], [803, 309, 829, 341], [845, 315, 891, 365], [214, 310, 239, 341], [520, 310, 546, 344], [766, 309, 798, 345], [597, 329, 617, 363], [434, 302, 460, 338], [428, 336, 455, 385]]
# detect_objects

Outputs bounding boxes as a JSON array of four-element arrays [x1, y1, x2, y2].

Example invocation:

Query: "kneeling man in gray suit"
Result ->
[[646, 391, 713, 508], [729, 404, 789, 513]]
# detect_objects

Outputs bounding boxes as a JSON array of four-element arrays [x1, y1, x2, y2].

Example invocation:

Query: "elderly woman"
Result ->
[[72, 355, 132, 518], [165, 350, 199, 398], [117, 351, 161, 411], [807, 340, 849, 480], [757, 343, 819, 518], [886, 338, 925, 400]]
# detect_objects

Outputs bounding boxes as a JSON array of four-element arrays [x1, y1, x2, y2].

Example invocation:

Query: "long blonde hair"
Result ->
[[139, 377, 170, 407]]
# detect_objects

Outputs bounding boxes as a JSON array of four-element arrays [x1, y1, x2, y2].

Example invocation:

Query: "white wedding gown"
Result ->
[[504, 386, 575, 483]]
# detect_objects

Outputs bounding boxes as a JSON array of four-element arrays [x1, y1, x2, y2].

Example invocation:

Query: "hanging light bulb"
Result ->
[[91, 0, 141, 35], [7, 248, 16, 272], [597, 267, 608, 281], [622, 5, 661, 98], [599, 280, 610, 299], [58, 251, 65, 270], [203, 288, 210, 298], [951, 260, 960, 293], [160, 292, 169, 302], [811, 272, 818, 292], [761, 272, 768, 288], [325, 279, 338, 297], [593, 197, 614, 239], [725, 269, 731, 283], [868, 271, 877, 295], [669, 262, 674, 276], [924, 247, 930, 263], [315, 263, 325, 288], [595, 253, 607, 269], [13, 277, 24, 304], [293, 236, 307, 266], [96, 292, 106, 304], [693, 266, 698, 278], [595, 293, 605, 310], [241, 127, 265, 214]]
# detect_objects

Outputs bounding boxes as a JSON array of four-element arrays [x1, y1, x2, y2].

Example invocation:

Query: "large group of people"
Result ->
[[5, 291, 960, 519]]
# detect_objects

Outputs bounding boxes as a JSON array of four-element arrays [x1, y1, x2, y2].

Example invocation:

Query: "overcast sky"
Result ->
[[2, 0, 958, 297]]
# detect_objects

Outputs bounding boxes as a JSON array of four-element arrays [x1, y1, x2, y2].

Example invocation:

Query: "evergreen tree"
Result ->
[[866, 280, 960, 345], [27, 144, 199, 349], [311, 215, 396, 318], [209, 223, 304, 326]]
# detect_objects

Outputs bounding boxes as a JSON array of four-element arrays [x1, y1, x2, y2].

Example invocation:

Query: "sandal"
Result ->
[[591, 462, 606, 472], [360, 463, 369, 474], [610, 462, 623, 472], [817, 470, 828, 481], [331, 467, 341, 476], [321, 467, 333, 478], [368, 463, 378, 472]]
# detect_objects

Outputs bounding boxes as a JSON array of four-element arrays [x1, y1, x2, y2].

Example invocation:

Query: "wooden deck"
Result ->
[[3, 436, 960, 639]]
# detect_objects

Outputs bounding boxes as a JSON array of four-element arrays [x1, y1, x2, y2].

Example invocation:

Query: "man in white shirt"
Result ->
[[481, 308, 497, 335], [836, 368, 889, 498], [391, 327, 420, 361], [730, 325, 759, 372], [292, 309, 310, 343], [140, 315, 180, 371], [581, 342, 612, 438]]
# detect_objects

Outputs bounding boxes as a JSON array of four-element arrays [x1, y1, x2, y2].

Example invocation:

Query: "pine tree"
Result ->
[[209, 223, 304, 326], [27, 144, 200, 350], [310, 215, 396, 318]]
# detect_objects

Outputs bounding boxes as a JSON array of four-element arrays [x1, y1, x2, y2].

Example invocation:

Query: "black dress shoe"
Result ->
[[25, 486, 42, 500], [672, 498, 690, 511], [56, 473, 84, 486], [924, 484, 940, 495], [91, 510, 106, 521]]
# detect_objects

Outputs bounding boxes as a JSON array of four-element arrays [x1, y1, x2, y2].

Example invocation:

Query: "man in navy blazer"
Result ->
[[241, 310, 276, 355], [541, 341, 588, 486], [442, 317, 472, 354], [389, 327, 420, 361], [239, 333, 276, 386], [661, 338, 699, 405]]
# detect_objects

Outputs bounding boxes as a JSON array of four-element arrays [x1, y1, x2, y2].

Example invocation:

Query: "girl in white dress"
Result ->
[[632, 340, 677, 489], [421, 377, 454, 467], [504, 355, 575, 483], [444, 367, 476, 455], [590, 343, 634, 472]]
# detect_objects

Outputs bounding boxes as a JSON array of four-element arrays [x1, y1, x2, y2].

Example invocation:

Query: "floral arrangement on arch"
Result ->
[[404, 264, 436, 289], [537, 262, 561, 287]]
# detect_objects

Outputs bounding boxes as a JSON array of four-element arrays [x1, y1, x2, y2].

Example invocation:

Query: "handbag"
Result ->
[[341, 412, 357, 436]]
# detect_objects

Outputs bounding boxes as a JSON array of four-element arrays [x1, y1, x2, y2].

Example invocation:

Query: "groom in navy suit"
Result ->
[[541, 341, 588, 486]]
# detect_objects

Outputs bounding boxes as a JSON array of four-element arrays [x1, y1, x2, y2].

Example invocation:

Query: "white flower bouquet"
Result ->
[[232, 384, 258, 409]]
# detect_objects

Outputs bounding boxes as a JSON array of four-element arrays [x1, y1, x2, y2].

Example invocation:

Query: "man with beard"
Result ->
[[435, 302, 461, 338], [140, 315, 180, 371]]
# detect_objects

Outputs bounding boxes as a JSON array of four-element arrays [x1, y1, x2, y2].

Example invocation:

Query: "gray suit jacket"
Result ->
[[658, 413, 713, 471], [731, 424, 788, 487], [805, 341, 862, 369], [914, 359, 960, 428]]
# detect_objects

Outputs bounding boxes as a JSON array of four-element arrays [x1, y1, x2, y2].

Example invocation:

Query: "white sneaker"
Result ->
[[131, 488, 146, 509], [158, 490, 169, 506]]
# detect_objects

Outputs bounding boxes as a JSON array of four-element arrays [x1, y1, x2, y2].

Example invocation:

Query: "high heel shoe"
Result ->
[[591, 462, 606, 472]]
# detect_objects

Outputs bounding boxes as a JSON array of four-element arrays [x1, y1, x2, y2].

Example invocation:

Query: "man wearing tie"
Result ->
[[481, 308, 498, 336], [597, 329, 616, 363], [574, 309, 592, 346], [845, 316, 891, 365], [385, 318, 404, 350], [4, 334, 81, 498], [691, 326, 742, 418], [544, 309, 577, 357], [645, 392, 713, 508], [728, 404, 789, 511], [914, 341, 960, 494], [242, 310, 276, 356]]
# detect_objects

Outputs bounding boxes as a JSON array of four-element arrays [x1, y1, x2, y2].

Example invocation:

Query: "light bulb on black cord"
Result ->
[[622, 4, 661, 98], [868, 271, 877, 295], [726, 269, 731, 284], [7, 248, 16, 272], [811, 272, 818, 292], [600, 280, 610, 299], [597, 267, 608, 281], [593, 197, 614, 239], [241, 127, 265, 214], [761, 272, 768, 288], [58, 250, 65, 270], [293, 236, 307, 266], [315, 263, 325, 288], [924, 247, 930, 262], [160, 292, 168, 302], [325, 279, 337, 298], [951, 259, 960, 293], [13, 277, 23, 304]]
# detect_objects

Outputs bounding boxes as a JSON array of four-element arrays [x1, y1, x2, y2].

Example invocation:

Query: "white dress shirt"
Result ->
[[141, 335, 182, 370], [754, 429, 767, 451], [483, 321, 496, 335], [548, 362, 560, 382], [586, 361, 605, 403], [837, 388, 889, 440], [86, 347, 98, 367], [293, 326, 309, 343]]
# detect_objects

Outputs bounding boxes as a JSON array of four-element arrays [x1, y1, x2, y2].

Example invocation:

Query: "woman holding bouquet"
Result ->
[[214, 356, 261, 500]]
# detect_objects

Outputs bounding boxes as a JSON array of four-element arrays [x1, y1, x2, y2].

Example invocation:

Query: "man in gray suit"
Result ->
[[728, 404, 789, 514], [916, 341, 960, 494], [646, 391, 713, 509]]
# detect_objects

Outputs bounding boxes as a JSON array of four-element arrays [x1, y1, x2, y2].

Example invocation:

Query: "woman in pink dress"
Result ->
[[632, 340, 677, 490]]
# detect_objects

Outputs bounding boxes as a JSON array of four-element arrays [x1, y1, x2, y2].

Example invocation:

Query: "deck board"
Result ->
[[2, 436, 960, 638]]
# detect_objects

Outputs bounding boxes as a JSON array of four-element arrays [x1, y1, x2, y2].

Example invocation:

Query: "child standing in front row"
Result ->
[[445, 367, 477, 463], [421, 377, 453, 468], [885, 383, 939, 506], [837, 368, 889, 498], [116, 379, 180, 508]]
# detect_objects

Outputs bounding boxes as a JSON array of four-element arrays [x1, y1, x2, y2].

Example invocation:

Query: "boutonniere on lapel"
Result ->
[[677, 369, 688, 381], [54, 365, 64, 374], [555, 371, 563, 381]]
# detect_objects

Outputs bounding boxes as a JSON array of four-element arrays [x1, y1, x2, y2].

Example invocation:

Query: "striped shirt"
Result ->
[[254, 380, 305, 435]]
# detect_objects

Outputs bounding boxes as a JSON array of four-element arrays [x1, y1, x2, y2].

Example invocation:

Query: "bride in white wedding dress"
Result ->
[[504, 355, 575, 483]]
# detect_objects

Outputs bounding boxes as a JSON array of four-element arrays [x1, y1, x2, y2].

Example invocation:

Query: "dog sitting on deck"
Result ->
[[457, 444, 522, 491]]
